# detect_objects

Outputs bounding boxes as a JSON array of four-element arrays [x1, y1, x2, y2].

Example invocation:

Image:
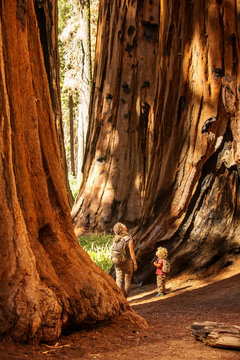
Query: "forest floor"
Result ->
[[1, 257, 240, 360]]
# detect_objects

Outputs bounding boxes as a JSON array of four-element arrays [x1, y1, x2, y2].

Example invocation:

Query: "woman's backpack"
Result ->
[[111, 236, 129, 265], [162, 259, 171, 273]]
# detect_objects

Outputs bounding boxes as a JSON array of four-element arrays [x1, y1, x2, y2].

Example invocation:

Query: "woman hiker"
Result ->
[[111, 222, 138, 298]]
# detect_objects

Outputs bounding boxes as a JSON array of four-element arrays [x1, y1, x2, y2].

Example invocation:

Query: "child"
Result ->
[[153, 247, 170, 297]]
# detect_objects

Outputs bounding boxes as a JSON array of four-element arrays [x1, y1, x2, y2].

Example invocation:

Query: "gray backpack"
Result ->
[[111, 236, 129, 265]]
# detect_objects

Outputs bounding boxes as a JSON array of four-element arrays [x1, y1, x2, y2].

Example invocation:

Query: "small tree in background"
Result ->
[[59, 0, 99, 191]]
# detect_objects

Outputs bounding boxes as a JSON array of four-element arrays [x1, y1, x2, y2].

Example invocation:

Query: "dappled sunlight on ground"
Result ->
[[129, 255, 240, 308], [0, 256, 240, 359]]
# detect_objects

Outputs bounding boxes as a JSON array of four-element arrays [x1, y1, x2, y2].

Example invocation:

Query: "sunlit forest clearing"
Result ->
[[0, 0, 240, 359]]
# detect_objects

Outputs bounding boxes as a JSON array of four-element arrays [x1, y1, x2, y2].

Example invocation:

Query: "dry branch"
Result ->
[[190, 321, 240, 350]]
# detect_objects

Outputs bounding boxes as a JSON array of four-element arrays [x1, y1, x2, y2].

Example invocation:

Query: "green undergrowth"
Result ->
[[78, 234, 113, 272], [68, 172, 79, 200]]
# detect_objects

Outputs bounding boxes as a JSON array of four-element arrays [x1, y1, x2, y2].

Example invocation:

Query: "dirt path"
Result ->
[[1, 258, 240, 360]]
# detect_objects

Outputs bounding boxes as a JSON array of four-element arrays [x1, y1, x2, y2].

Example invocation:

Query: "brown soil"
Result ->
[[1, 258, 240, 360]]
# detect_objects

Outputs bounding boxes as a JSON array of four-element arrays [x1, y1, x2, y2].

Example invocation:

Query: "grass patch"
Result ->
[[68, 172, 79, 200], [78, 233, 113, 272]]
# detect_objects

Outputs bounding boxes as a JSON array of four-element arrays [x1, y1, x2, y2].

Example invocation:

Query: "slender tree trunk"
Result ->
[[77, 107, 88, 184], [35, 0, 74, 207], [76, 0, 92, 184], [72, 0, 240, 279], [86, 0, 93, 84], [69, 94, 76, 176], [0, 0, 146, 343]]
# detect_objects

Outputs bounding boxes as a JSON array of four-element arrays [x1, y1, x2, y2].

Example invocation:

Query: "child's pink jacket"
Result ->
[[155, 258, 164, 275]]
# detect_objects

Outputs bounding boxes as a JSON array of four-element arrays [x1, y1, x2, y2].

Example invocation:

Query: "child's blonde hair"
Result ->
[[156, 247, 168, 259]]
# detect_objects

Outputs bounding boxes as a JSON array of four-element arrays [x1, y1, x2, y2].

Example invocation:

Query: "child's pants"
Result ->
[[157, 274, 166, 294], [115, 259, 133, 297]]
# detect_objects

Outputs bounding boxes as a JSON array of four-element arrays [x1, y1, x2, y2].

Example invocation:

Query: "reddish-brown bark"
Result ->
[[35, 0, 74, 207], [0, 0, 146, 343], [72, 0, 160, 233], [72, 0, 240, 281]]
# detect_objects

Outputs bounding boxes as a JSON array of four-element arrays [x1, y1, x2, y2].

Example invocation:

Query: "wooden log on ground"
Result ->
[[190, 321, 240, 350]]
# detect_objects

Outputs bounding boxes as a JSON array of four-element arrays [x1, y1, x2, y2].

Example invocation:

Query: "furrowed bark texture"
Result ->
[[135, 0, 240, 281], [35, 0, 74, 207], [0, 0, 145, 343], [72, 0, 159, 233], [72, 0, 240, 280]]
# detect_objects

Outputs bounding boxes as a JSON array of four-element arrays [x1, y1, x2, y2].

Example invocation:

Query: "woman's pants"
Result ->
[[115, 259, 133, 297]]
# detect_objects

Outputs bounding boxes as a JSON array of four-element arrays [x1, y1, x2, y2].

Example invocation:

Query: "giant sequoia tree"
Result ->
[[0, 0, 145, 343], [72, 0, 240, 280], [35, 0, 74, 206], [72, 0, 160, 231]]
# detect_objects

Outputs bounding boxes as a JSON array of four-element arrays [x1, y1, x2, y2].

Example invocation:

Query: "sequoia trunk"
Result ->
[[35, 0, 74, 207], [72, 0, 240, 280], [0, 0, 145, 343], [72, 0, 160, 233]]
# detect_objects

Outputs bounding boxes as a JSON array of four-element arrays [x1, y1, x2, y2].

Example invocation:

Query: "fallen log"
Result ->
[[190, 321, 240, 350]]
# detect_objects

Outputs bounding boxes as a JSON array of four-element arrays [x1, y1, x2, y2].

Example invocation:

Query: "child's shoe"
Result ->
[[156, 293, 164, 297]]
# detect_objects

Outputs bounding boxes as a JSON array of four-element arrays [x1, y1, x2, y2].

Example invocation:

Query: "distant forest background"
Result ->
[[58, 0, 99, 196]]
